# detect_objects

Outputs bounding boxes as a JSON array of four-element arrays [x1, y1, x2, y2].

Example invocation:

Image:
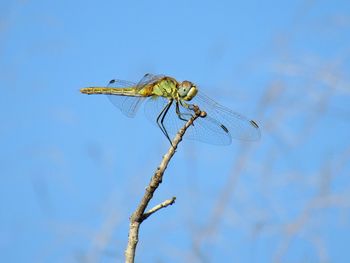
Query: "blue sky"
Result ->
[[1, 0, 350, 262]]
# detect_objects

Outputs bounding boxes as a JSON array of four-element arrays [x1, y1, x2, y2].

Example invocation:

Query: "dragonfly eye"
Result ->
[[178, 85, 190, 97], [178, 81, 197, 99]]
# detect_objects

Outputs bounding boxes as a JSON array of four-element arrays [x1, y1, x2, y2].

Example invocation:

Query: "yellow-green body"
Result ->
[[80, 76, 197, 101]]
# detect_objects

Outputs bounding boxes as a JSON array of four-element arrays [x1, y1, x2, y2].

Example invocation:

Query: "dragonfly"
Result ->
[[80, 73, 261, 145]]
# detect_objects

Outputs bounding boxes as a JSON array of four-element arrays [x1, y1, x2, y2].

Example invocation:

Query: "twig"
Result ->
[[142, 197, 176, 221], [124, 105, 206, 263]]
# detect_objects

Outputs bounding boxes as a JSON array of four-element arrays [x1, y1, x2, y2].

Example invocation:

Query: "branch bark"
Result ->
[[142, 197, 176, 221], [124, 106, 205, 263]]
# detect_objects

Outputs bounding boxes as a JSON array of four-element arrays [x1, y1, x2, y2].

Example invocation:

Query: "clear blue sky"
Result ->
[[1, 0, 350, 262]]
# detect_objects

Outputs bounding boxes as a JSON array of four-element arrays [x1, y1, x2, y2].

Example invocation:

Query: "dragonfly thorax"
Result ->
[[178, 81, 198, 101]]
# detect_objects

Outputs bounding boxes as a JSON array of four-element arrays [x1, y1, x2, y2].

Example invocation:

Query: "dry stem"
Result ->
[[124, 106, 205, 263]]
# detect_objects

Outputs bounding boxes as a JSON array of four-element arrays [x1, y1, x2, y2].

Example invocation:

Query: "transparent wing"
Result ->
[[136, 73, 165, 86], [105, 74, 165, 118], [144, 96, 232, 145], [105, 73, 164, 118], [191, 91, 261, 141], [106, 79, 145, 118], [144, 90, 260, 144]]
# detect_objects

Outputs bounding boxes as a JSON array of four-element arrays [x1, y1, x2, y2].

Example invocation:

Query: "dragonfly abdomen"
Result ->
[[80, 87, 144, 96]]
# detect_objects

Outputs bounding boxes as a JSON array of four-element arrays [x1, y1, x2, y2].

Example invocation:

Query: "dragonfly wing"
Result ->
[[136, 73, 165, 86], [106, 79, 145, 118], [105, 74, 164, 118], [191, 91, 261, 141], [144, 96, 232, 145]]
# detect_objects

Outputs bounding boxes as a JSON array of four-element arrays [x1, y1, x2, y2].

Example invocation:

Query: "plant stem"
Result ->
[[124, 106, 205, 263]]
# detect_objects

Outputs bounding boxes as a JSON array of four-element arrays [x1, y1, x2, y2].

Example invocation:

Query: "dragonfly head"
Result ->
[[178, 81, 198, 101]]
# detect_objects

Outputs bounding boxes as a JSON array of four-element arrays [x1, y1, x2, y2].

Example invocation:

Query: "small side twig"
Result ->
[[142, 196, 176, 221], [124, 106, 205, 263]]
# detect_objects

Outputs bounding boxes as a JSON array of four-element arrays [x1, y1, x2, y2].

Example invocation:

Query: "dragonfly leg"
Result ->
[[156, 99, 173, 145], [179, 100, 196, 126], [156, 100, 171, 136], [175, 101, 191, 122], [180, 100, 200, 113]]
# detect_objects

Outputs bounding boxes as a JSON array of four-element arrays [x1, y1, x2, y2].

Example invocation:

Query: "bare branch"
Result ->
[[142, 197, 176, 221], [124, 106, 205, 263]]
